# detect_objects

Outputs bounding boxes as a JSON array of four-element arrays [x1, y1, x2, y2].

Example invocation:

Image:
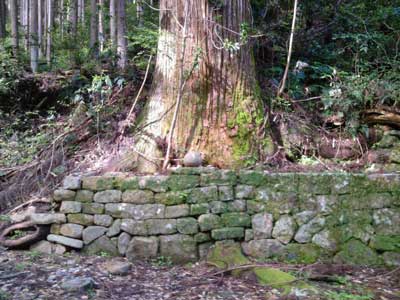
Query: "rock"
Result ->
[[207, 241, 249, 269], [31, 213, 66, 225], [226, 200, 246, 212], [67, 213, 94, 226], [382, 252, 400, 267], [47, 234, 83, 249], [83, 235, 118, 256], [146, 219, 177, 235], [82, 176, 114, 191], [118, 232, 131, 255], [334, 239, 381, 266], [373, 208, 400, 235], [126, 236, 159, 260], [155, 191, 188, 206], [75, 190, 94, 202], [61, 276, 95, 291], [60, 223, 84, 239], [218, 186, 234, 201], [130, 204, 166, 220], [311, 229, 338, 251], [82, 226, 107, 244], [187, 186, 218, 203], [198, 214, 222, 231], [82, 203, 104, 214], [211, 227, 244, 240], [30, 241, 53, 254], [94, 214, 113, 227], [245, 229, 254, 241], [210, 201, 228, 214], [254, 267, 297, 288], [246, 200, 265, 214], [107, 219, 122, 237], [235, 185, 255, 199], [282, 244, 322, 264], [122, 190, 154, 204], [50, 224, 61, 234], [369, 235, 400, 252], [60, 201, 82, 213], [242, 239, 284, 259], [63, 176, 82, 190], [194, 232, 211, 243], [238, 170, 266, 186], [190, 203, 210, 215], [201, 170, 237, 186], [159, 234, 197, 263], [138, 175, 170, 192], [294, 217, 325, 243], [94, 190, 122, 203], [316, 195, 337, 215], [54, 244, 67, 254], [221, 212, 251, 227], [294, 211, 317, 226], [105, 203, 135, 218], [120, 219, 147, 235], [252, 213, 273, 239], [104, 260, 131, 275], [165, 204, 190, 218], [177, 218, 198, 234], [272, 215, 297, 244], [183, 151, 203, 167], [199, 242, 213, 259], [53, 189, 76, 202], [10, 205, 36, 223]]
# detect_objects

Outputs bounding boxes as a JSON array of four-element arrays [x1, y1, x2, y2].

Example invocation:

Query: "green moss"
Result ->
[[281, 244, 322, 264], [334, 239, 382, 266], [167, 175, 199, 191], [155, 191, 188, 206], [254, 267, 296, 288], [207, 241, 250, 269], [221, 213, 251, 227], [369, 235, 400, 252]]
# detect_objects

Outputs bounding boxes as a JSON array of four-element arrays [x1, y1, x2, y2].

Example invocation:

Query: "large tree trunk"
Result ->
[[136, 0, 263, 172], [117, 0, 127, 69], [109, 0, 117, 47], [98, 0, 104, 51], [89, 0, 98, 56], [10, 0, 19, 57], [30, 0, 39, 72]]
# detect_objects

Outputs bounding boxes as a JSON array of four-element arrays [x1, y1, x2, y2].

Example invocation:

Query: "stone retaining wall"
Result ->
[[31, 168, 400, 266]]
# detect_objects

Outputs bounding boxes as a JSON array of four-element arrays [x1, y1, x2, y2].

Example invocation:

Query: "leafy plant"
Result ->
[[151, 256, 172, 267]]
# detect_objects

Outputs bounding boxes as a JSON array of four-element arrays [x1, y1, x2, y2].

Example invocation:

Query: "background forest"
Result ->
[[0, 0, 399, 210]]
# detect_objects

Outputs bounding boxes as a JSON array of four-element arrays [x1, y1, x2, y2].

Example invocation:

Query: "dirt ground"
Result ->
[[0, 248, 399, 300]]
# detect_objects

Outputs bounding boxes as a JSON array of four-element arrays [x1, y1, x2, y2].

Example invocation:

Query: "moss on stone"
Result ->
[[167, 175, 200, 191], [207, 241, 250, 269], [253, 267, 297, 289], [334, 239, 382, 266], [155, 191, 188, 206], [221, 213, 251, 227], [281, 244, 322, 264], [369, 235, 400, 252]]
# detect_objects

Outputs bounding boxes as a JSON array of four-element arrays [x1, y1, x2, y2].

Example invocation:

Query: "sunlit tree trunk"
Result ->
[[117, 0, 127, 69], [38, 0, 43, 58], [10, 0, 19, 57], [46, 0, 53, 64], [109, 0, 117, 47], [136, 0, 262, 172], [98, 0, 104, 51], [69, 0, 78, 36], [78, 0, 85, 23], [89, 0, 98, 56], [30, 0, 39, 72]]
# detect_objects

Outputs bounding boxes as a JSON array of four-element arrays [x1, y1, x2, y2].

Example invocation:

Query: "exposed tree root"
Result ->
[[363, 107, 400, 129], [0, 221, 49, 249]]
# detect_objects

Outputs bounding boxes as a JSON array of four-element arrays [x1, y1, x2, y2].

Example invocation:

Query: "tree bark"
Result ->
[[30, 0, 39, 72], [89, 0, 98, 56], [136, 0, 263, 172], [10, 0, 19, 57], [98, 0, 104, 51], [69, 0, 78, 36], [117, 0, 127, 69], [46, 0, 53, 64], [0, 0, 6, 39], [109, 0, 117, 48]]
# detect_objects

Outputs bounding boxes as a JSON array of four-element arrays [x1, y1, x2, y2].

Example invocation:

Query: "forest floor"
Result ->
[[0, 249, 399, 300]]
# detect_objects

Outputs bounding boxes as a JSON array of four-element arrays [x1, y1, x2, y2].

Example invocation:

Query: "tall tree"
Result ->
[[109, 0, 117, 47], [30, 0, 39, 72], [98, 0, 104, 51], [117, 0, 127, 69], [46, 0, 53, 64], [136, 0, 262, 172], [69, 0, 78, 36], [10, 0, 19, 57], [89, 0, 98, 56], [0, 0, 6, 39]]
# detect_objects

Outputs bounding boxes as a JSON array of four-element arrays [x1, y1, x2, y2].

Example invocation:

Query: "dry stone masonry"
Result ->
[[30, 168, 400, 266]]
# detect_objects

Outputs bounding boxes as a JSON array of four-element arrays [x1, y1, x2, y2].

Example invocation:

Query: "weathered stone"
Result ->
[[211, 227, 244, 240], [366, 193, 394, 209], [83, 226, 107, 244], [369, 235, 400, 252], [107, 219, 122, 237], [201, 170, 237, 186], [190, 203, 210, 215], [235, 185, 255, 199], [315, 195, 337, 215], [177, 218, 198, 234], [207, 241, 249, 268], [242, 239, 284, 259], [334, 239, 381, 266], [254, 267, 298, 291], [198, 242, 213, 259], [210, 201, 228, 214], [165, 204, 190, 218], [338, 223, 374, 244], [238, 170, 266, 186], [198, 214, 222, 231], [154, 191, 188, 206], [60, 201, 82, 213], [118, 232, 131, 255], [170, 166, 217, 175], [94, 190, 122, 203], [30, 241, 54, 254], [272, 215, 297, 244], [255, 189, 297, 214], [120, 176, 139, 190], [294, 211, 317, 226], [82, 176, 114, 191], [183, 151, 203, 167], [126, 237, 159, 260], [167, 175, 200, 191], [159, 234, 197, 263], [104, 260, 131, 275], [311, 229, 338, 251], [82, 203, 104, 214], [382, 252, 400, 267], [94, 214, 113, 227], [373, 208, 400, 235], [54, 244, 67, 254], [50, 224, 61, 234], [218, 186, 234, 201], [298, 174, 332, 195], [120, 219, 147, 235], [47, 234, 83, 249], [282, 244, 321, 264], [122, 190, 154, 204], [138, 176, 169, 192], [131, 204, 165, 220], [83, 235, 118, 256], [63, 176, 82, 190], [146, 219, 177, 235], [194, 232, 211, 243], [264, 173, 298, 193], [187, 186, 218, 203], [75, 190, 94, 202], [226, 200, 246, 212], [31, 213, 66, 225], [60, 223, 84, 239], [245, 229, 254, 241], [61, 276, 94, 291], [252, 213, 273, 239], [221, 212, 251, 227], [105, 203, 134, 218], [67, 213, 94, 226], [294, 216, 325, 243], [53, 189, 76, 202], [247, 200, 265, 214]]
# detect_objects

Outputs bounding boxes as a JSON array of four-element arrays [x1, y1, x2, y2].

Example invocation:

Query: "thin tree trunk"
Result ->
[[46, 0, 53, 64], [98, 0, 104, 51], [136, 0, 143, 26], [10, 0, 19, 57], [117, 0, 127, 69], [69, 0, 78, 36], [38, 0, 43, 58], [30, 0, 39, 72], [136, 0, 263, 172], [89, 0, 98, 56], [109, 0, 117, 48], [60, 0, 64, 38], [0, 0, 6, 39]]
